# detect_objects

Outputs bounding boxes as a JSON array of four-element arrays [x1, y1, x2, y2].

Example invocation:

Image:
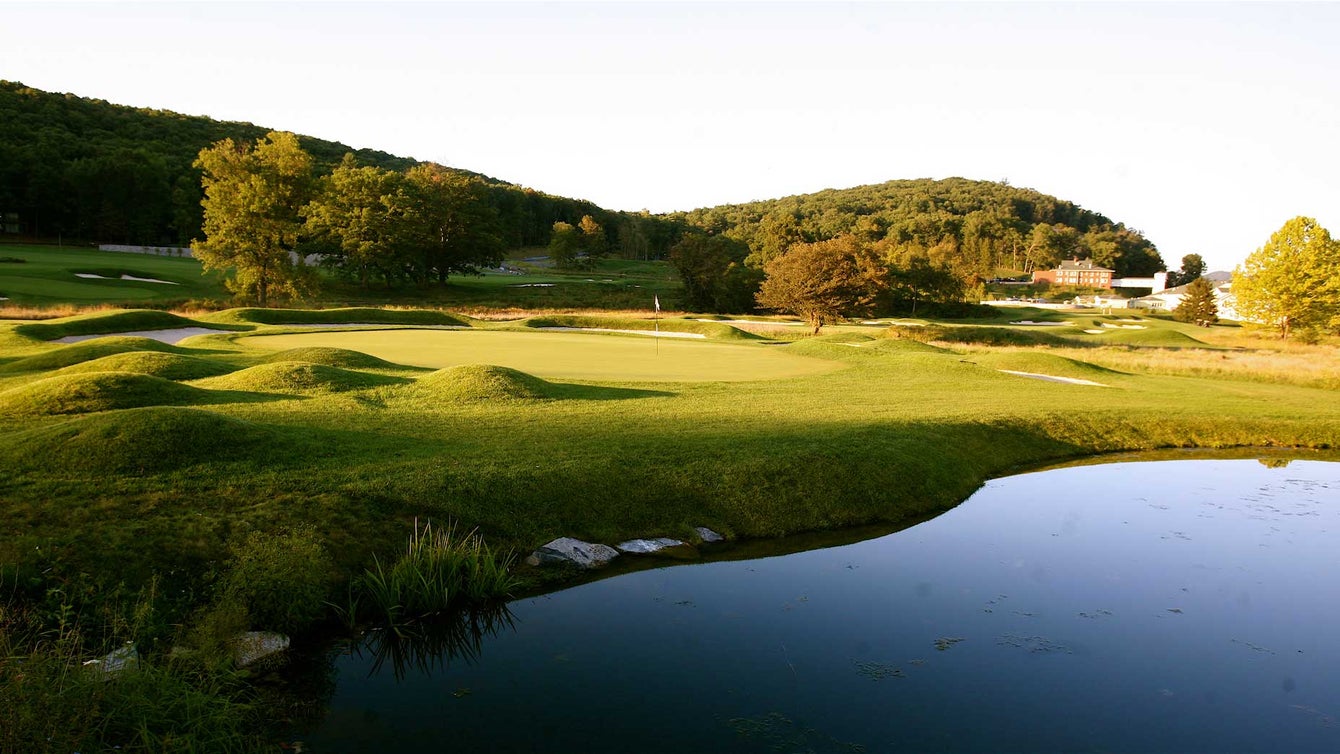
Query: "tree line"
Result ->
[[669, 177, 1164, 277], [0, 80, 668, 255]]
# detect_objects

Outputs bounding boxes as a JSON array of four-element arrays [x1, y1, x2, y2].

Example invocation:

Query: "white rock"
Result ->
[[84, 642, 138, 675], [616, 537, 687, 554], [531, 537, 619, 568], [233, 631, 290, 668], [694, 527, 725, 543]]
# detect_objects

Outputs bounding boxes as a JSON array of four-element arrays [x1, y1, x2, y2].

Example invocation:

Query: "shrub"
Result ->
[[219, 529, 334, 634]]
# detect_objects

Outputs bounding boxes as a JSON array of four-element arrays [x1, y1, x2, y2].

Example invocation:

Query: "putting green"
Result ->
[[241, 329, 843, 382]]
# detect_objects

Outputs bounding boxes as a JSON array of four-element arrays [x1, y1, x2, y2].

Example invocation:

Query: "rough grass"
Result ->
[[55, 352, 239, 381], [0, 406, 283, 474], [0, 372, 221, 416], [196, 362, 407, 394], [1006, 344, 1340, 391]]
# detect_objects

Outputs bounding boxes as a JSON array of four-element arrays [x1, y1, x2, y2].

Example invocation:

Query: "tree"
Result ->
[[1173, 277, 1218, 327], [1167, 253, 1206, 288], [1233, 217, 1340, 339], [668, 233, 761, 312], [755, 236, 884, 333], [194, 132, 316, 306], [301, 156, 407, 287], [400, 164, 503, 283], [549, 221, 582, 269]]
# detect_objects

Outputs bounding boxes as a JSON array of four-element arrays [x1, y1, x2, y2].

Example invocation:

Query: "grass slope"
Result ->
[[197, 362, 408, 394], [55, 351, 238, 381], [0, 371, 221, 416]]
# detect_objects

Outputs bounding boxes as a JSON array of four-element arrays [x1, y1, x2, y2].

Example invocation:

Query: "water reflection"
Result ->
[[304, 457, 1340, 753], [354, 602, 515, 681]]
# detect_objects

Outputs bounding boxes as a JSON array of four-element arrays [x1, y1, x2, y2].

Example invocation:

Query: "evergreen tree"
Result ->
[[1174, 277, 1218, 327]]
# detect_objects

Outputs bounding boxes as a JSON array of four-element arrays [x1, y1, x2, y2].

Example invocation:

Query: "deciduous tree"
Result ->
[[1167, 253, 1206, 287], [1233, 217, 1340, 339], [193, 132, 316, 306], [756, 235, 884, 333], [301, 156, 406, 287], [669, 233, 761, 312]]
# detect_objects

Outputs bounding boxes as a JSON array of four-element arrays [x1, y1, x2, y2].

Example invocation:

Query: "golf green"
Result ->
[[241, 329, 844, 382]]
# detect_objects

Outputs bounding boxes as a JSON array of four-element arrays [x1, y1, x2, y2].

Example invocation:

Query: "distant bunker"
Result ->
[[241, 329, 842, 382]]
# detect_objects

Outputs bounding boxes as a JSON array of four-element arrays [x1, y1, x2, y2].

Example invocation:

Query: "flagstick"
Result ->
[[654, 295, 660, 356]]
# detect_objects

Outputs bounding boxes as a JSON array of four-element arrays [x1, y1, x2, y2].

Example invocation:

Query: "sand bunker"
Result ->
[[1010, 321, 1072, 326], [536, 327, 706, 339], [56, 327, 225, 345], [998, 369, 1107, 387], [74, 273, 178, 285], [693, 318, 805, 327]]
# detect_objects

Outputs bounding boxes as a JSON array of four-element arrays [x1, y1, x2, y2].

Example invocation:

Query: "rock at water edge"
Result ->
[[616, 537, 687, 554], [694, 527, 725, 543], [531, 537, 620, 568], [234, 631, 291, 668]]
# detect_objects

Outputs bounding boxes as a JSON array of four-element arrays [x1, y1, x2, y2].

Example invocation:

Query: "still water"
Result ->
[[303, 459, 1340, 752]]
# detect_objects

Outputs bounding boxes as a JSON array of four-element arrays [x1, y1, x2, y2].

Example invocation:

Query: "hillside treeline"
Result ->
[[670, 177, 1165, 281], [0, 81, 670, 253]]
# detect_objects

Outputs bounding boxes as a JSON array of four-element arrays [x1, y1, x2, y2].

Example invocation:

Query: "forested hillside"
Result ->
[[0, 81, 651, 251], [670, 177, 1165, 279]]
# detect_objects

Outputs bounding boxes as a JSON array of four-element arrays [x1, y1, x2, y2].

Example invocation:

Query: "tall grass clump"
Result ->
[[351, 521, 519, 633], [0, 603, 264, 753]]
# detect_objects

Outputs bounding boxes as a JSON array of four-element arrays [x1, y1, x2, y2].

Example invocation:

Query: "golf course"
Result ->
[[3, 256, 1340, 749]]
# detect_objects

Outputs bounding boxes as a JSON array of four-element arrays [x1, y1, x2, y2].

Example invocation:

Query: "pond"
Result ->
[[297, 458, 1340, 752]]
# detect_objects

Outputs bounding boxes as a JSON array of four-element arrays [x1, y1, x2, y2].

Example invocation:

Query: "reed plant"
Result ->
[[354, 521, 520, 633]]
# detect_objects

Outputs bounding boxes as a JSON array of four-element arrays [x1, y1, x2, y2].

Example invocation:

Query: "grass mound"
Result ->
[[902, 324, 1076, 348], [410, 364, 558, 403], [13, 309, 209, 341], [260, 346, 402, 370], [1100, 328, 1210, 348], [197, 362, 403, 394], [0, 337, 191, 373], [0, 406, 280, 474], [205, 307, 471, 327], [0, 371, 216, 416], [55, 352, 237, 381], [866, 338, 953, 355], [524, 314, 758, 340], [970, 351, 1122, 381]]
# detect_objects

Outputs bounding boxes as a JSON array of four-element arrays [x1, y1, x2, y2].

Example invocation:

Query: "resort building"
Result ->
[[1032, 259, 1115, 288]]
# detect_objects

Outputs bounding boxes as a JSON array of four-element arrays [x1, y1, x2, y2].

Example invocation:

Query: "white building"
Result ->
[[1132, 272, 1238, 320]]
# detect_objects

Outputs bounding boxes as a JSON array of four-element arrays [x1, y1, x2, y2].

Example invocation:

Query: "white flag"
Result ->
[[654, 295, 660, 312]]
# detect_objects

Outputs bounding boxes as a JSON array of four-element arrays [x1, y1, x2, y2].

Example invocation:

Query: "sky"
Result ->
[[4, 1, 1338, 272]]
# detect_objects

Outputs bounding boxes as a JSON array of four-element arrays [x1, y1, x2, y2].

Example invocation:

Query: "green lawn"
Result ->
[[0, 245, 227, 304], [0, 244, 682, 310], [238, 329, 841, 381]]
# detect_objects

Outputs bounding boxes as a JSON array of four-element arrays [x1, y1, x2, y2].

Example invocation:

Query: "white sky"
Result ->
[[5, 1, 1338, 271]]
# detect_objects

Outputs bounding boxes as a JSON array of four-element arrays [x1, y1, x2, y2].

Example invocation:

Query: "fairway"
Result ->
[[241, 328, 843, 381]]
